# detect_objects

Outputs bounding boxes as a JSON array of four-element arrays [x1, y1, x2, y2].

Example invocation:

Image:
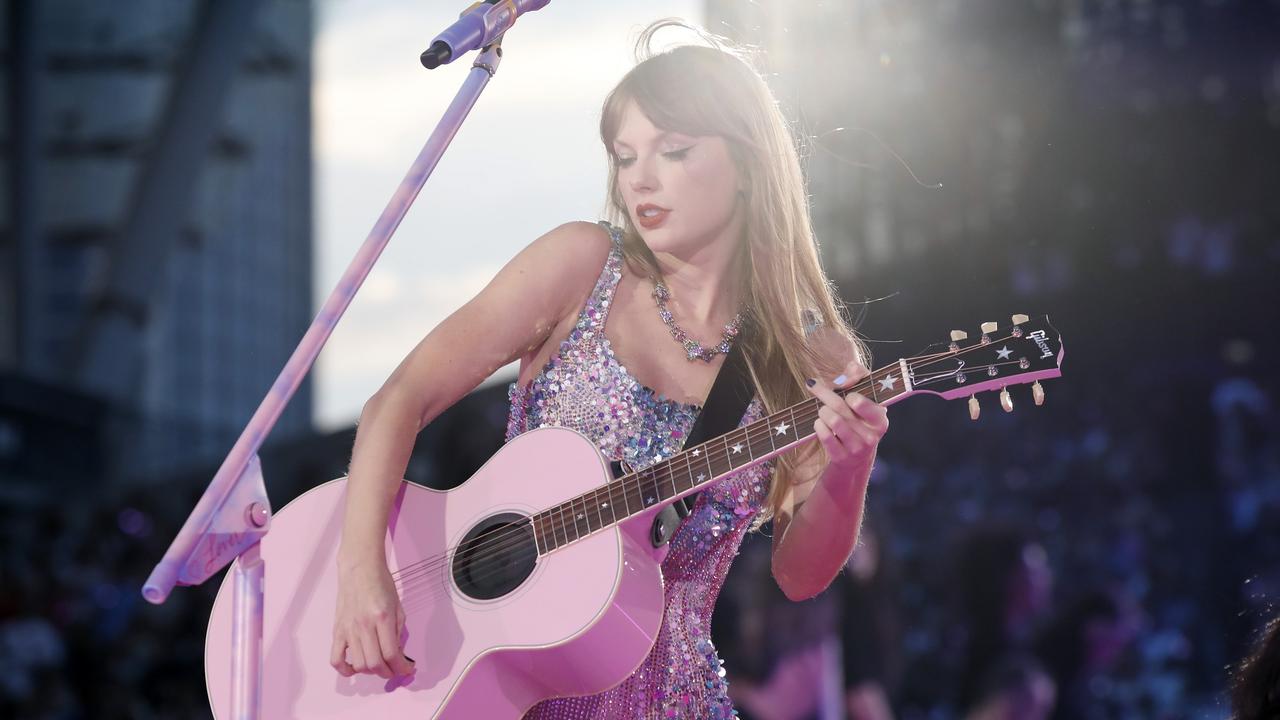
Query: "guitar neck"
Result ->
[[529, 360, 914, 553], [528, 314, 1066, 553]]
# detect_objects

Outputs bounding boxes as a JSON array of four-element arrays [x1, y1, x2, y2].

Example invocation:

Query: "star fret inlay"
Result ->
[[774, 421, 791, 436], [731, 443, 744, 454], [879, 374, 898, 391]]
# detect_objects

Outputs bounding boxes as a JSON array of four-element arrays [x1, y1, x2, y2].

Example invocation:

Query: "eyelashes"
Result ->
[[615, 146, 693, 168]]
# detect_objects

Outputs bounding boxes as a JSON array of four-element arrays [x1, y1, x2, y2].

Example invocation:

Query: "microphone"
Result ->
[[420, 0, 552, 70]]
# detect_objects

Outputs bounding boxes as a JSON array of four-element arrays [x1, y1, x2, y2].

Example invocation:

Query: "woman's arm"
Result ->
[[331, 220, 613, 679], [337, 220, 611, 564], [771, 337, 888, 602]]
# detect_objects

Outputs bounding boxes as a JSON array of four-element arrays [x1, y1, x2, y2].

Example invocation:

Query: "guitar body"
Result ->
[[205, 427, 670, 719], [202, 316, 1066, 718]]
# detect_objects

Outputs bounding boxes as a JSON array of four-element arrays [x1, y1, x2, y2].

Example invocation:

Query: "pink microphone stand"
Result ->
[[141, 2, 548, 716]]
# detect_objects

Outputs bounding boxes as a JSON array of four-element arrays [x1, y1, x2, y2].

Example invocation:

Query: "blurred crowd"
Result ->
[[1, 484, 217, 719], [709, 356, 1280, 719], [3, 347, 1278, 719]]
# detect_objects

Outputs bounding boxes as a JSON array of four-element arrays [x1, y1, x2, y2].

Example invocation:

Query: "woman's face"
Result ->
[[611, 100, 743, 256]]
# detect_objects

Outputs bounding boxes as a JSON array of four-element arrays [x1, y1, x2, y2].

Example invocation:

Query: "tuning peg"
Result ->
[[980, 322, 996, 344], [1032, 381, 1045, 406], [950, 330, 968, 342], [1011, 314, 1029, 325], [1000, 387, 1013, 412], [968, 394, 980, 421]]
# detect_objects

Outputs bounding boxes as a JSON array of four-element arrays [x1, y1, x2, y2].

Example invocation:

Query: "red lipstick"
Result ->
[[635, 203, 670, 230]]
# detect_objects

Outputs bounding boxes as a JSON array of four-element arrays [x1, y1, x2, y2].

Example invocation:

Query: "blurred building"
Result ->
[[0, 0, 313, 488]]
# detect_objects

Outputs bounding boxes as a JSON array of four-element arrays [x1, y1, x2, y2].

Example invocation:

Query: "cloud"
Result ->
[[315, 262, 510, 430], [313, 0, 700, 430]]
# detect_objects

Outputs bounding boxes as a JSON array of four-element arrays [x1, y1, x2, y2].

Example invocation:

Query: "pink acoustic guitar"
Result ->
[[204, 316, 1064, 718]]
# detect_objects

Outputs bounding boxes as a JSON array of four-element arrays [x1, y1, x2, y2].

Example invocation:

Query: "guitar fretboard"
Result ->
[[529, 361, 911, 553]]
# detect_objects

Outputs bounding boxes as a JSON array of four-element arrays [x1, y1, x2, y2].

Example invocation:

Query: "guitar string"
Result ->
[[384, 333, 1042, 599], [389, 337, 1038, 600], [387, 333, 1037, 599], [391, 351, 1039, 604], [386, 345, 968, 588], [389, 337, 1025, 591], [395, 350, 1046, 607]]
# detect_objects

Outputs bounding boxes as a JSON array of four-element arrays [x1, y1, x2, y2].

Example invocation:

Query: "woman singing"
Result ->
[[330, 19, 889, 719]]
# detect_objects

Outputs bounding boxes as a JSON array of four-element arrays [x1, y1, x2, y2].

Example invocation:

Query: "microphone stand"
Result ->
[[141, 14, 524, 718]]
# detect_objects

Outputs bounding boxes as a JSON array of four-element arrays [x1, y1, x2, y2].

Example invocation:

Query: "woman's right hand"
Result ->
[[330, 558, 416, 679]]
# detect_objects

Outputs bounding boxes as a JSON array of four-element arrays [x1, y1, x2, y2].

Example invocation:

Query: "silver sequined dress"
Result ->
[[506, 221, 773, 719]]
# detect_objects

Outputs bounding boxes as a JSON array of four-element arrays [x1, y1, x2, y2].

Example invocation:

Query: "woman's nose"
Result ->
[[629, 159, 660, 192]]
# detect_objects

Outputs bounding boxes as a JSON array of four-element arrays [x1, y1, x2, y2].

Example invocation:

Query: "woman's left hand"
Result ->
[[804, 359, 889, 477]]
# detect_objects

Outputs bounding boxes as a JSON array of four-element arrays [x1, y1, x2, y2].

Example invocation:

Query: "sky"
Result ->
[[312, 0, 701, 431]]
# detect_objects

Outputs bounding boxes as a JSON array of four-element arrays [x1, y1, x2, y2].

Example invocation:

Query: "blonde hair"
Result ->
[[599, 19, 868, 528]]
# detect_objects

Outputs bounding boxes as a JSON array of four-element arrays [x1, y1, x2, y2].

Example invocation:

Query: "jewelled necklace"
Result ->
[[651, 278, 744, 363]]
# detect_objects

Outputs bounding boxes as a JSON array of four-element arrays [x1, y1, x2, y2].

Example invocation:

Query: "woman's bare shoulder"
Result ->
[[525, 220, 614, 278], [369, 220, 617, 423], [499, 220, 616, 319]]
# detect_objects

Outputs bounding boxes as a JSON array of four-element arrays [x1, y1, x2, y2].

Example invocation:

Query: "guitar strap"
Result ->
[[645, 336, 755, 547]]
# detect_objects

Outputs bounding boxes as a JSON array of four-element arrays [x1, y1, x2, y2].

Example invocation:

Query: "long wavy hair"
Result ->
[[599, 19, 867, 527]]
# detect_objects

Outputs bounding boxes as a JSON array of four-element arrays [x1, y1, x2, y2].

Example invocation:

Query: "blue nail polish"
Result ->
[[805, 378, 816, 387], [833, 374, 848, 386]]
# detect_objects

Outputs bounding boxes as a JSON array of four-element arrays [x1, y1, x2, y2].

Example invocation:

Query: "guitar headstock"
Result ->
[[902, 315, 1064, 419]]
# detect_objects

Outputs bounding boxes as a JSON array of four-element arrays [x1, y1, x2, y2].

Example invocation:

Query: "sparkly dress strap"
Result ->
[[575, 220, 625, 334]]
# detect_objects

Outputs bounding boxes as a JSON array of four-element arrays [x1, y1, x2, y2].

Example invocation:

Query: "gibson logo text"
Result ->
[[1030, 330, 1053, 360]]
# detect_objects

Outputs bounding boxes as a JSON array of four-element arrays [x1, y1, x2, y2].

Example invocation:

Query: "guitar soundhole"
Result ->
[[451, 512, 538, 601]]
